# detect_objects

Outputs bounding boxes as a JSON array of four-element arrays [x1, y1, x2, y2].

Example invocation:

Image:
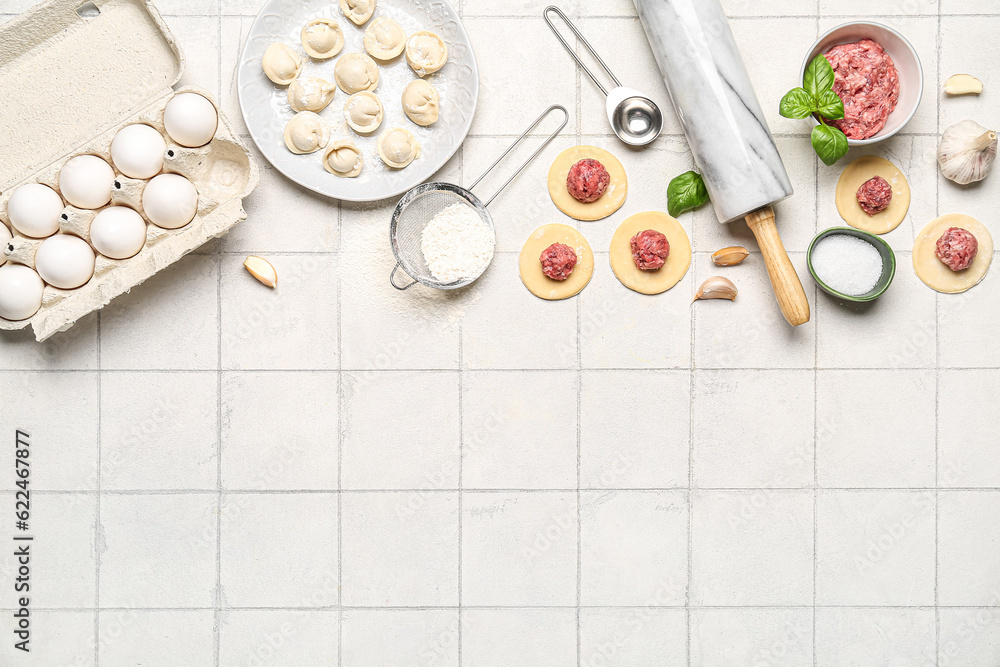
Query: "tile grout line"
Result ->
[[337, 194, 344, 666], [214, 6, 223, 665], [687, 201, 696, 667], [94, 311, 102, 666], [812, 7, 819, 662], [457, 89, 465, 664], [934, 5, 942, 663], [574, 26, 583, 667]]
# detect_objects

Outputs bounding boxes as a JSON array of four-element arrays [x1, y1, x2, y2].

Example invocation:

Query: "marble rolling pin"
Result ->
[[634, 0, 810, 326]]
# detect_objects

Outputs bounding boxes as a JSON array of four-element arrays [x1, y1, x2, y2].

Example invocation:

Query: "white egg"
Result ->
[[35, 234, 95, 290], [110, 124, 166, 179], [0, 224, 11, 266], [59, 155, 115, 209], [0, 264, 45, 321], [142, 174, 199, 229], [163, 93, 219, 148], [6, 183, 63, 238], [90, 206, 147, 260]]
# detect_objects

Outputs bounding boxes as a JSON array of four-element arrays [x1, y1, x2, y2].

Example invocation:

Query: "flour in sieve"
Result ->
[[420, 203, 495, 283]]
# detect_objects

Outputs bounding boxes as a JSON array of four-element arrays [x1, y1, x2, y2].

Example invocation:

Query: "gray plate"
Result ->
[[237, 0, 479, 202]]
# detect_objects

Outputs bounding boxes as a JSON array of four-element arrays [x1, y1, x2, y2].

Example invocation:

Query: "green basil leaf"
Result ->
[[814, 89, 845, 120], [779, 88, 817, 119], [803, 53, 835, 100], [667, 171, 710, 217], [811, 124, 849, 166]]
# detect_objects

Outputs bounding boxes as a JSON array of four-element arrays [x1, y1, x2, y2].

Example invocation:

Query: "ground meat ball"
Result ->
[[935, 227, 978, 271], [566, 158, 610, 203], [856, 175, 893, 216], [630, 229, 670, 271], [540, 242, 577, 281], [824, 39, 900, 140]]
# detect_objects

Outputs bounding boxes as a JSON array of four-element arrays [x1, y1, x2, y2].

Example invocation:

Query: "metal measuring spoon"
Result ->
[[543, 5, 663, 146]]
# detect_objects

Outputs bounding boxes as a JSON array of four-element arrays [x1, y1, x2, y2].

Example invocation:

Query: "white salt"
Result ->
[[811, 234, 883, 296]]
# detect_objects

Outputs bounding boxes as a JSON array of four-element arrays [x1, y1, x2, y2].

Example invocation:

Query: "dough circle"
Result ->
[[835, 156, 911, 235], [912, 214, 994, 293], [547, 146, 627, 221], [609, 211, 692, 295], [518, 223, 594, 300]]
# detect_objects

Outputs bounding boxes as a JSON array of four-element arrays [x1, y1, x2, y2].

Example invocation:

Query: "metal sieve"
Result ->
[[390, 105, 568, 290]]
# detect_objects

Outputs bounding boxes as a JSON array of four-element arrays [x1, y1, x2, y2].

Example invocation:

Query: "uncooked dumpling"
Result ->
[[323, 140, 364, 178], [363, 17, 406, 61], [287, 77, 337, 112], [405, 31, 447, 76], [377, 127, 421, 168], [300, 18, 344, 59], [262, 42, 303, 85], [334, 52, 379, 95], [283, 111, 329, 154], [340, 0, 375, 26], [401, 79, 439, 126], [344, 91, 384, 134]]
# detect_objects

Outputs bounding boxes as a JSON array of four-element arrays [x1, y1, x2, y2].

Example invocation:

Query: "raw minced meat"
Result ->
[[540, 242, 577, 281], [630, 229, 670, 271], [856, 175, 892, 216], [566, 158, 610, 203], [824, 39, 900, 140], [935, 227, 978, 271]]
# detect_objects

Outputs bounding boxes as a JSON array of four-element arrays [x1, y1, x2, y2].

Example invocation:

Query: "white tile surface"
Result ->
[[4, 0, 1000, 663], [220, 493, 338, 607], [580, 370, 690, 489], [580, 607, 688, 666], [580, 490, 687, 605], [816, 370, 936, 487], [691, 608, 814, 667], [691, 490, 814, 606], [939, 370, 1000, 487], [100, 610, 215, 667], [692, 370, 814, 488], [816, 490, 936, 605], [101, 371, 218, 490], [99, 494, 218, 608], [0, 372, 99, 490], [462, 371, 578, 489], [341, 491, 459, 606], [221, 371, 339, 489], [462, 491, 577, 606], [219, 609, 338, 666], [342, 371, 460, 489], [463, 608, 577, 667], [814, 608, 937, 667], [938, 491, 1000, 606], [341, 609, 459, 667]]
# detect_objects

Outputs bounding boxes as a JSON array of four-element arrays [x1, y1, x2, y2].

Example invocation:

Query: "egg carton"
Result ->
[[0, 0, 259, 341]]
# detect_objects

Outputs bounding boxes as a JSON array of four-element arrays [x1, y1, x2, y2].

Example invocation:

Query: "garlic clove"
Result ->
[[693, 276, 737, 301], [711, 246, 750, 266], [944, 74, 983, 96], [244, 256, 277, 288], [937, 119, 998, 185]]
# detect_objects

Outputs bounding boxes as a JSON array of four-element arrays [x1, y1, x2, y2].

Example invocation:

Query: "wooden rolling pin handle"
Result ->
[[744, 206, 811, 327]]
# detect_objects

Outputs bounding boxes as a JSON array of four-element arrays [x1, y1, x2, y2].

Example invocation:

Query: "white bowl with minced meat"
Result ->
[[802, 22, 923, 145]]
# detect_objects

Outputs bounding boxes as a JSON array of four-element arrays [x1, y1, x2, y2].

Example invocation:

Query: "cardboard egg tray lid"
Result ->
[[0, 0, 259, 341]]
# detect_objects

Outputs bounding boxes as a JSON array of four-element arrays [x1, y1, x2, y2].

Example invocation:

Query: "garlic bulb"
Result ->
[[937, 120, 997, 185]]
